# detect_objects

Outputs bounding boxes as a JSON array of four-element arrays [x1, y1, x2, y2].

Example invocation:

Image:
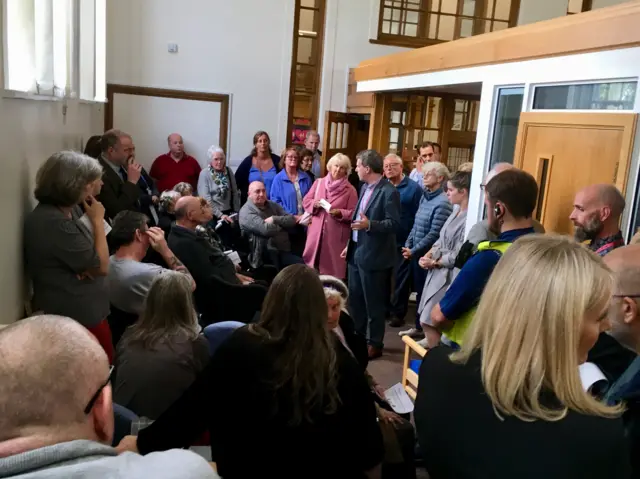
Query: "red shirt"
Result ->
[[150, 153, 202, 193]]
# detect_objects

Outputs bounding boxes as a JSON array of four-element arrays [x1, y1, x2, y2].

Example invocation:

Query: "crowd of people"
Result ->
[[3, 127, 640, 478]]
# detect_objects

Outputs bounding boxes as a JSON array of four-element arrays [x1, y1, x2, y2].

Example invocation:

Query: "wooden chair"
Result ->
[[401, 336, 428, 400]]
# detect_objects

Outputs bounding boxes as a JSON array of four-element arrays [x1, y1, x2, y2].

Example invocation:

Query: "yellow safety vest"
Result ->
[[442, 240, 512, 347]]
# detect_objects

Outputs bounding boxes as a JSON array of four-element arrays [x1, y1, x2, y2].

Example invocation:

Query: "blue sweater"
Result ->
[[269, 170, 312, 215], [394, 176, 424, 247], [405, 187, 452, 257]]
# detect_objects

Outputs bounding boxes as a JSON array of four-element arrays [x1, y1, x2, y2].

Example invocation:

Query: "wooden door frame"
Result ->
[[104, 84, 230, 154], [513, 112, 638, 194]]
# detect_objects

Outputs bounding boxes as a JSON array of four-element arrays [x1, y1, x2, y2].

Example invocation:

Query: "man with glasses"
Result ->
[[383, 154, 424, 328], [0, 315, 219, 478]]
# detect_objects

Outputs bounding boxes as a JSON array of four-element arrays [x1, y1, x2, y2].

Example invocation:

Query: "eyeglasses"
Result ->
[[480, 183, 486, 190], [612, 294, 640, 298], [84, 365, 114, 414]]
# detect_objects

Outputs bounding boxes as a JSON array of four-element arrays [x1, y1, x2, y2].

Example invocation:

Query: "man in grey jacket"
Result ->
[[0, 315, 218, 479], [239, 181, 304, 270]]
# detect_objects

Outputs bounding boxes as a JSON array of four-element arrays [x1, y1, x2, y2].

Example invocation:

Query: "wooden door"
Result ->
[[513, 112, 637, 234], [322, 111, 366, 176]]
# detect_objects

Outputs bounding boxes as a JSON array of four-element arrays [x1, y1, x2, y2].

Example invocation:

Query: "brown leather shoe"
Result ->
[[368, 345, 383, 360]]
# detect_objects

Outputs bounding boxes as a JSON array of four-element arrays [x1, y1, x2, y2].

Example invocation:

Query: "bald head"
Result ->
[[583, 184, 626, 218], [0, 316, 110, 441], [168, 133, 185, 157], [604, 244, 640, 290], [248, 181, 267, 207], [570, 184, 625, 242], [485, 162, 515, 184], [174, 195, 212, 227]]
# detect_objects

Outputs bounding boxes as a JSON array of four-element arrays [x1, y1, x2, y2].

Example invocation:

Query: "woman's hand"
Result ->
[[115, 435, 139, 454], [313, 200, 322, 209], [419, 256, 436, 270], [83, 196, 105, 224], [329, 209, 342, 218], [378, 407, 404, 426]]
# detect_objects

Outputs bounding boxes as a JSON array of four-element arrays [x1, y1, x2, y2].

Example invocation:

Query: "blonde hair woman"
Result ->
[[414, 235, 629, 479], [302, 153, 358, 279]]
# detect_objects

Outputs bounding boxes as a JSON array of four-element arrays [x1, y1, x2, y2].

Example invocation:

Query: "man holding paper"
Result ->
[[302, 153, 358, 279]]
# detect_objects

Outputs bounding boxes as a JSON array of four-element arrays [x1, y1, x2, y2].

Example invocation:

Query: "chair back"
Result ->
[[401, 336, 427, 400]]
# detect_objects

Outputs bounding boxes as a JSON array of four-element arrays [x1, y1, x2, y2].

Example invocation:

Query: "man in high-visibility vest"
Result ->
[[430, 169, 540, 349]]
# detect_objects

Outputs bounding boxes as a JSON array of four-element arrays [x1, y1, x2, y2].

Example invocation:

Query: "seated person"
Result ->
[[114, 273, 210, 419], [173, 182, 194, 197], [239, 181, 304, 270], [415, 235, 629, 479], [157, 190, 180, 236], [108, 211, 195, 316], [117, 265, 383, 478], [169, 196, 266, 325], [0, 315, 218, 478]]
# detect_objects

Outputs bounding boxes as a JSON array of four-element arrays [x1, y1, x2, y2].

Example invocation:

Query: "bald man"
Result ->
[[150, 133, 201, 193], [168, 195, 266, 325], [570, 183, 626, 256], [0, 315, 218, 478]]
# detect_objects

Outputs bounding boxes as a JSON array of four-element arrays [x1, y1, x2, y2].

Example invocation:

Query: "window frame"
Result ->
[[373, 0, 521, 49]]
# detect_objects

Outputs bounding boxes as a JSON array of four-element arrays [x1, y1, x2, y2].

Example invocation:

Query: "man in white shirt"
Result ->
[[305, 131, 323, 178]]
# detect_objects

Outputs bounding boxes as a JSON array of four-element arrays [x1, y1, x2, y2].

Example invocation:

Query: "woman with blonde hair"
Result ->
[[302, 153, 358, 279], [414, 235, 629, 478]]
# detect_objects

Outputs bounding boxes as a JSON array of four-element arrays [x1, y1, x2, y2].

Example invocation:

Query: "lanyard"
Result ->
[[595, 237, 624, 255]]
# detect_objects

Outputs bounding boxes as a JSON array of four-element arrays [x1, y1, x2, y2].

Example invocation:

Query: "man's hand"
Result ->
[[236, 273, 255, 284], [264, 216, 275, 225], [351, 213, 370, 231], [221, 214, 234, 224], [402, 247, 412, 260], [340, 246, 347, 259], [329, 209, 342, 218], [127, 162, 143, 184], [151, 195, 159, 204], [83, 196, 105, 224], [146, 227, 170, 254], [377, 407, 404, 426], [116, 435, 139, 454]]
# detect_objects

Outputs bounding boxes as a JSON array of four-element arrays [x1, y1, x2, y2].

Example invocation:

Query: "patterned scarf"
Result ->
[[209, 165, 229, 196]]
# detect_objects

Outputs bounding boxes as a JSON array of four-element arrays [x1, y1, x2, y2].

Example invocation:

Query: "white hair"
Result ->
[[206, 145, 225, 162], [422, 161, 450, 181]]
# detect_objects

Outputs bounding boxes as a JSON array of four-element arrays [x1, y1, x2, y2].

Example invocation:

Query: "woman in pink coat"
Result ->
[[302, 153, 358, 279]]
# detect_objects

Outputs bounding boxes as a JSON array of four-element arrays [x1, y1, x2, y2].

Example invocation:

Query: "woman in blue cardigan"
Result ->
[[269, 147, 312, 256], [234, 131, 281, 204]]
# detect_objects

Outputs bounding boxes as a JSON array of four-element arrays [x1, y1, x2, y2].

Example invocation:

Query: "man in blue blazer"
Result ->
[[343, 150, 401, 359]]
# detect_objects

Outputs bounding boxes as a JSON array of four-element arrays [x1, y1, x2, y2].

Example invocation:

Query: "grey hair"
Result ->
[[173, 182, 193, 196], [34, 151, 103, 207], [422, 161, 450, 181], [0, 315, 108, 440], [101, 129, 131, 153], [306, 130, 320, 140], [206, 145, 226, 162], [320, 275, 348, 311], [159, 190, 181, 213], [358, 149, 384, 174], [122, 272, 200, 351], [326, 153, 352, 176]]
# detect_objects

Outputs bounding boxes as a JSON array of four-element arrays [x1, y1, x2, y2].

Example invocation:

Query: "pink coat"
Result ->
[[302, 177, 358, 279]]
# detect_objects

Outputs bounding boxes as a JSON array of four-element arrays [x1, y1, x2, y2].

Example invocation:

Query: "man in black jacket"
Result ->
[[168, 196, 266, 325]]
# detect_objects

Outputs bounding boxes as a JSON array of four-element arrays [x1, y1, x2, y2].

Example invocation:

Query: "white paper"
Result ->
[[579, 362, 608, 392], [299, 211, 313, 224], [224, 250, 241, 266], [318, 199, 332, 212], [384, 383, 414, 414], [78, 214, 112, 236]]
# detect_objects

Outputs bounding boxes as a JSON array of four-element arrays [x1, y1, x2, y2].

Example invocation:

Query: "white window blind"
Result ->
[[4, 0, 106, 101]]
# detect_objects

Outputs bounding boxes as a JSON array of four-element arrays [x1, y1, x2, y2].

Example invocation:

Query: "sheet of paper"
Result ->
[[384, 383, 414, 414], [318, 199, 332, 212], [299, 211, 312, 223], [78, 214, 112, 236], [224, 250, 241, 266], [579, 362, 608, 392]]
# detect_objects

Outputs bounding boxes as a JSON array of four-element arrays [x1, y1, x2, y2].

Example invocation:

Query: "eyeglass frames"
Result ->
[[84, 365, 114, 415]]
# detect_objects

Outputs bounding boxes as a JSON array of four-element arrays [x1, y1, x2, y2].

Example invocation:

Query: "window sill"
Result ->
[[1, 89, 107, 104], [369, 37, 445, 49]]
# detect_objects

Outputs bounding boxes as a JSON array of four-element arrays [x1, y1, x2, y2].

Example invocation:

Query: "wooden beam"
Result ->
[[355, 1, 640, 82]]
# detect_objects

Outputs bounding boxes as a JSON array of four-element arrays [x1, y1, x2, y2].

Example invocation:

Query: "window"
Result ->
[[533, 81, 637, 111], [489, 87, 524, 166], [3, 0, 106, 101], [376, 0, 520, 48], [567, 0, 592, 15]]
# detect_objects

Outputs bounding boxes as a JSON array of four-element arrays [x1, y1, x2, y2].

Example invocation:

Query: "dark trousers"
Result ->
[[268, 250, 305, 271], [348, 261, 392, 349], [389, 255, 427, 329]]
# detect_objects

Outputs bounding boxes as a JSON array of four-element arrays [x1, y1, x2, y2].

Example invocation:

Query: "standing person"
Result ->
[[117, 265, 383, 478], [570, 183, 626, 257], [269, 147, 312, 256], [234, 131, 281, 204], [384, 154, 424, 328], [415, 235, 629, 479], [304, 130, 323, 178], [397, 162, 452, 338], [299, 147, 316, 183], [416, 171, 471, 348], [409, 141, 441, 186], [24, 151, 112, 362], [302, 153, 358, 279], [431, 169, 538, 348], [150, 133, 201, 193], [343, 150, 401, 359]]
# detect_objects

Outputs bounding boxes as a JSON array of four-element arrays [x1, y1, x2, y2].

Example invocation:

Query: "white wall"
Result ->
[[518, 0, 629, 25], [0, 96, 102, 323], [107, 0, 296, 167]]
